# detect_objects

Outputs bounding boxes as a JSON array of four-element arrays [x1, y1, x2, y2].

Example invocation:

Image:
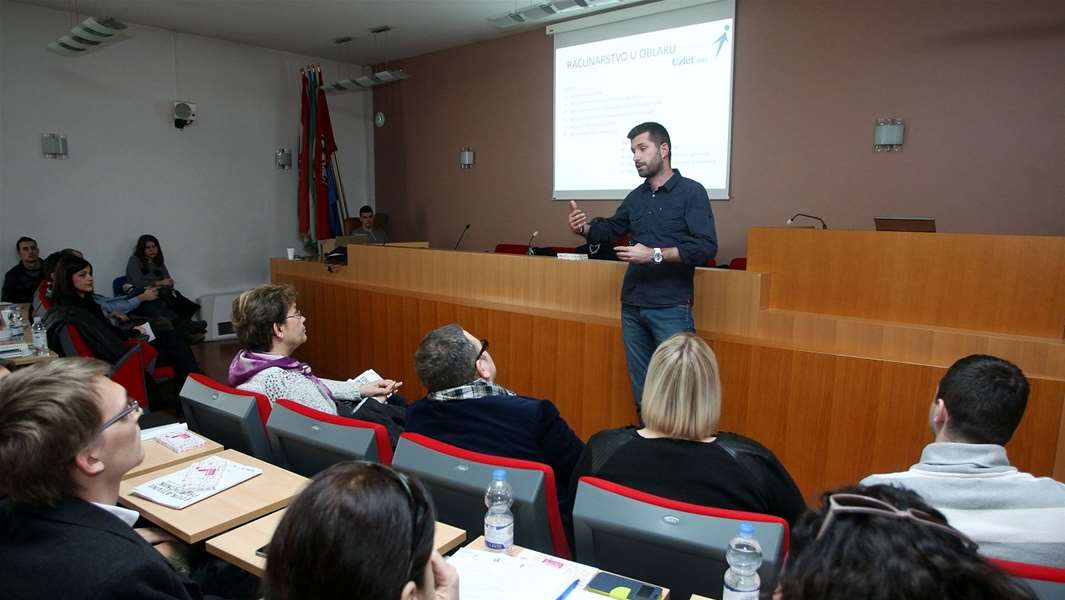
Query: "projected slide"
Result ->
[[554, 18, 733, 199]]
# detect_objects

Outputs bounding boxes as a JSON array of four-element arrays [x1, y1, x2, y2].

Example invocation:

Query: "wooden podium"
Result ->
[[271, 229, 1065, 502]]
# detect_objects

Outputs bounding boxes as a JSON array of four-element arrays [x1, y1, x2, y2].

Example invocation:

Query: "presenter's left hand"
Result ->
[[614, 243, 654, 264]]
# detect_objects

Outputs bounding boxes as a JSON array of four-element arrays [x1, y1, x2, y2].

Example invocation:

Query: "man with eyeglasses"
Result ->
[[0, 358, 204, 599], [861, 354, 1065, 567], [408, 324, 585, 512]]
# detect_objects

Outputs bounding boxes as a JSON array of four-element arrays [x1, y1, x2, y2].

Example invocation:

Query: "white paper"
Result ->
[[556, 253, 590, 261], [135, 321, 156, 342], [132, 456, 261, 510], [351, 368, 383, 386], [141, 422, 188, 441], [156, 430, 207, 453], [447, 547, 584, 600]]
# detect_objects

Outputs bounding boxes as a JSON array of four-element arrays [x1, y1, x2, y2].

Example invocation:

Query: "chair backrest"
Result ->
[[179, 374, 273, 461], [109, 344, 149, 409], [266, 399, 392, 476], [729, 257, 748, 270], [392, 432, 570, 558], [57, 323, 95, 358], [991, 558, 1065, 600], [36, 281, 52, 311], [573, 477, 789, 599], [112, 276, 128, 297]]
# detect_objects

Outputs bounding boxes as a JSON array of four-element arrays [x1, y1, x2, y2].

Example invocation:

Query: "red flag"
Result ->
[[297, 71, 310, 236], [313, 68, 336, 239]]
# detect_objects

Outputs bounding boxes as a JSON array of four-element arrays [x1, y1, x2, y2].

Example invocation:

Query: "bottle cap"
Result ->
[[739, 523, 755, 535], [492, 469, 507, 481]]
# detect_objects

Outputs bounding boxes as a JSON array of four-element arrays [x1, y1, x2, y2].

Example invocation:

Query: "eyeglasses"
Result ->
[[285, 309, 303, 320], [99, 397, 142, 432], [475, 339, 489, 363], [361, 462, 424, 580], [817, 493, 977, 550]]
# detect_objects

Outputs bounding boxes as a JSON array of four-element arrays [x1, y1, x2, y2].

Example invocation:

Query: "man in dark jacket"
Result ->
[[0, 358, 203, 600], [407, 324, 585, 501], [2, 236, 44, 303]]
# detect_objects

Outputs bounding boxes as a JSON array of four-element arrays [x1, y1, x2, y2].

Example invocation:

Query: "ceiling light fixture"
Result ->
[[489, 0, 625, 29], [47, 16, 130, 57], [324, 69, 409, 93]]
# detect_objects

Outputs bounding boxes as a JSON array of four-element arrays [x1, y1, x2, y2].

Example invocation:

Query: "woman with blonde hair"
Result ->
[[568, 332, 806, 524]]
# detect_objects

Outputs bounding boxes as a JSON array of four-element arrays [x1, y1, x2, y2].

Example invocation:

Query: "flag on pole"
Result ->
[[297, 70, 311, 237]]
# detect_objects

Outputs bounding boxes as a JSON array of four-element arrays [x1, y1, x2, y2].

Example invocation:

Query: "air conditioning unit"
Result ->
[[199, 290, 245, 341]]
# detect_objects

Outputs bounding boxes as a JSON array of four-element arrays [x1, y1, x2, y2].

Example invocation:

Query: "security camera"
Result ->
[[173, 101, 196, 130]]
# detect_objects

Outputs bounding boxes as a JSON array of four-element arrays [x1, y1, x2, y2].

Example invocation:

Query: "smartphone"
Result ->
[[255, 543, 269, 558], [586, 572, 662, 600]]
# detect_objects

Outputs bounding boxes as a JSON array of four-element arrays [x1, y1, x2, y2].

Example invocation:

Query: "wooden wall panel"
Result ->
[[748, 228, 1065, 338], [274, 268, 1064, 504]]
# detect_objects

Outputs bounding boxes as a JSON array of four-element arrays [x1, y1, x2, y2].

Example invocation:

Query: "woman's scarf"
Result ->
[[228, 350, 335, 401]]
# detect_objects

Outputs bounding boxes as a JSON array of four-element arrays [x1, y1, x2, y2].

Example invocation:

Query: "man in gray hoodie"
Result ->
[[862, 354, 1065, 567]]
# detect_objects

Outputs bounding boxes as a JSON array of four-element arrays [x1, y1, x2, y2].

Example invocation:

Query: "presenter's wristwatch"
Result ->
[[652, 247, 663, 264]]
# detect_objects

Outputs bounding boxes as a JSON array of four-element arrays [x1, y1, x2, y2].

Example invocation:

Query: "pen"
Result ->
[[556, 578, 580, 600]]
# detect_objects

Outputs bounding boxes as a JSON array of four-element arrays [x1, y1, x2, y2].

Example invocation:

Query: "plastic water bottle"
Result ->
[[32, 317, 48, 355], [7, 308, 24, 339], [722, 522, 762, 600], [484, 469, 514, 551]]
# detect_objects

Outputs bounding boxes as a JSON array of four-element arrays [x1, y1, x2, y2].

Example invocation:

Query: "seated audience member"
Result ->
[[569, 333, 806, 526], [407, 324, 585, 501], [125, 234, 206, 331], [33, 248, 83, 319], [0, 358, 204, 599], [263, 461, 459, 600], [228, 284, 405, 443], [357, 204, 389, 244], [44, 255, 201, 389], [862, 354, 1065, 566], [774, 484, 1035, 600], [2, 236, 44, 303]]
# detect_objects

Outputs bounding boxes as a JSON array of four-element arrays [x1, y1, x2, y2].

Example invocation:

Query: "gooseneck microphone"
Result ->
[[526, 231, 539, 255], [786, 213, 829, 230], [453, 224, 471, 250]]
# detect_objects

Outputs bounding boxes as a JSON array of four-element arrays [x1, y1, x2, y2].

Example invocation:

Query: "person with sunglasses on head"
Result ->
[[407, 324, 585, 517], [229, 284, 406, 445], [774, 484, 1035, 600], [262, 461, 459, 600], [0, 358, 204, 600], [861, 354, 1065, 567]]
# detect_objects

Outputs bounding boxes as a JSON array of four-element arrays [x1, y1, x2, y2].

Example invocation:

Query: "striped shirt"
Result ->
[[862, 443, 1065, 567]]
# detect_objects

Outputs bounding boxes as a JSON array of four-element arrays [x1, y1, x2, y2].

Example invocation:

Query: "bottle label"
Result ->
[[484, 521, 514, 550], [721, 588, 759, 600]]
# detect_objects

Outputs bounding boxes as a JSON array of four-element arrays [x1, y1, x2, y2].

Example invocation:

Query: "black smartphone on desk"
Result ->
[[586, 572, 662, 600]]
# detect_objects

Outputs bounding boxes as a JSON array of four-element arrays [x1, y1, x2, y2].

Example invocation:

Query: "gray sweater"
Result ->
[[125, 255, 172, 291], [862, 443, 1065, 567]]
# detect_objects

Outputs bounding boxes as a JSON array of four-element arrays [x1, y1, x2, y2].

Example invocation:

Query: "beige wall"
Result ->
[[374, 1, 1065, 261]]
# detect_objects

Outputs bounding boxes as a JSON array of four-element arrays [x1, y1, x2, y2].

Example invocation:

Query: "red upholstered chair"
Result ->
[[990, 558, 1065, 599], [705, 258, 717, 267], [179, 374, 274, 461], [266, 399, 393, 476], [392, 432, 570, 558], [729, 257, 748, 270], [572, 476, 790, 600], [35, 280, 51, 311], [56, 323, 174, 383], [108, 344, 150, 408]]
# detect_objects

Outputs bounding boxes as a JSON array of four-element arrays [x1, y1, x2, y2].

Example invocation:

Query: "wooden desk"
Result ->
[[123, 435, 224, 480], [206, 509, 466, 577], [119, 449, 307, 543], [465, 536, 670, 599], [0, 303, 57, 366]]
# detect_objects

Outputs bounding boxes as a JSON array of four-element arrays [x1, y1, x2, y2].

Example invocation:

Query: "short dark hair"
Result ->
[[938, 354, 1028, 445], [133, 234, 165, 268], [779, 484, 1035, 600], [16, 236, 36, 251], [53, 255, 93, 305], [42, 249, 79, 283], [627, 122, 671, 150], [263, 462, 436, 600], [231, 285, 298, 352], [359, 205, 373, 215], [0, 358, 111, 506], [414, 323, 477, 393]]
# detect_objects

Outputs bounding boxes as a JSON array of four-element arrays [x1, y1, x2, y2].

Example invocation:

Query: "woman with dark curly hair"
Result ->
[[263, 461, 459, 600], [774, 484, 1035, 600]]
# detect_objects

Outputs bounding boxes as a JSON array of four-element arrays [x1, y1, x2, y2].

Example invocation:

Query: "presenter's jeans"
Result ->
[[621, 303, 695, 411]]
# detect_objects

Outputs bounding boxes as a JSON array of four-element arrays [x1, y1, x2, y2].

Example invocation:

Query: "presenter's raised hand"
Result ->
[[568, 200, 588, 236], [614, 243, 654, 264]]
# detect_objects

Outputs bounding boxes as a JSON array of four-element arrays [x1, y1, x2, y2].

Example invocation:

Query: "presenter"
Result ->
[[567, 122, 717, 412]]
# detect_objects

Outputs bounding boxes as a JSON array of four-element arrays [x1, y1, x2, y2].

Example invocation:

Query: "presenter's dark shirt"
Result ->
[[586, 169, 717, 307], [2, 262, 44, 303]]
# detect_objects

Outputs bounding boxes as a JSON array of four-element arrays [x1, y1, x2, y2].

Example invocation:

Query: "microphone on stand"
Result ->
[[453, 224, 471, 250], [526, 231, 539, 255], [786, 213, 829, 229]]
